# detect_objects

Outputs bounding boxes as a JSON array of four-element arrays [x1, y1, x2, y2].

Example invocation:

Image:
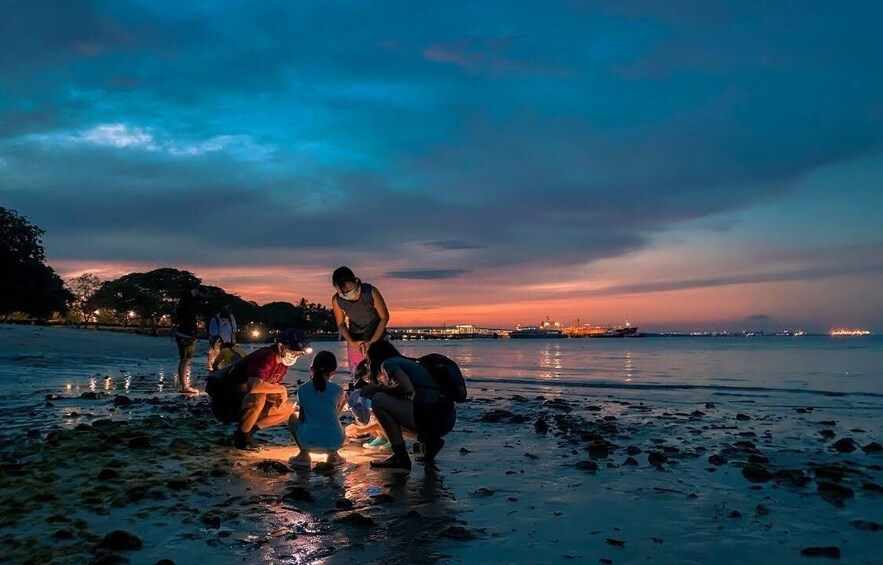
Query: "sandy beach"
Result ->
[[1, 325, 881, 564]]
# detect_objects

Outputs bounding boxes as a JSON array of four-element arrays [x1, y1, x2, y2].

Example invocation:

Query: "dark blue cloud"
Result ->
[[385, 269, 471, 280], [1, 0, 881, 282]]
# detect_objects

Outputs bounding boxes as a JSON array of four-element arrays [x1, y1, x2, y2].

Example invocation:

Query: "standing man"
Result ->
[[173, 285, 209, 394], [209, 305, 237, 345], [205, 329, 310, 449], [331, 266, 390, 375]]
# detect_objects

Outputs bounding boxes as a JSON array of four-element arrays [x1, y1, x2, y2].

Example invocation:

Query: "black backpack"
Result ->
[[417, 353, 468, 403]]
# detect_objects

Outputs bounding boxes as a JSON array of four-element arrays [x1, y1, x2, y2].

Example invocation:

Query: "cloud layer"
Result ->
[[2, 0, 882, 328]]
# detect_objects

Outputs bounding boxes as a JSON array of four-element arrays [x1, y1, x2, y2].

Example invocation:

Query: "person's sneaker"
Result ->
[[369, 453, 411, 473], [362, 437, 390, 450], [232, 429, 255, 450]]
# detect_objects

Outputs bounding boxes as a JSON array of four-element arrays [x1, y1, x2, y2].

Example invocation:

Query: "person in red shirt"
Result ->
[[208, 329, 310, 449]]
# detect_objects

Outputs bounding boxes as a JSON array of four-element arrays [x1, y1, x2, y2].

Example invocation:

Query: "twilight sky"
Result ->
[[2, 0, 882, 331]]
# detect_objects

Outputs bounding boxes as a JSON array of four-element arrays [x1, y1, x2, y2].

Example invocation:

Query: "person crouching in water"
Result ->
[[206, 329, 308, 449], [363, 341, 455, 473], [289, 351, 347, 468], [344, 360, 388, 448]]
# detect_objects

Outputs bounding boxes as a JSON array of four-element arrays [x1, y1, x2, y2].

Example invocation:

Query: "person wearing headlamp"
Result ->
[[219, 328, 310, 449]]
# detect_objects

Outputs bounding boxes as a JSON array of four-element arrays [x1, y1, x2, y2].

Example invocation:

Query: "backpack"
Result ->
[[417, 353, 468, 403]]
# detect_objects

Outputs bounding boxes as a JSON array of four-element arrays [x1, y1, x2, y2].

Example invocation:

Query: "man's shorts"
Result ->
[[176, 336, 196, 360]]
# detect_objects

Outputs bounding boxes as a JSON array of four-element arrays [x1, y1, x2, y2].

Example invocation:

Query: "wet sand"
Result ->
[[0, 326, 881, 564]]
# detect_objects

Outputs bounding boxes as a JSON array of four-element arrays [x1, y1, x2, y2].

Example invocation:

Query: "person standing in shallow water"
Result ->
[[172, 285, 208, 394], [331, 267, 390, 375]]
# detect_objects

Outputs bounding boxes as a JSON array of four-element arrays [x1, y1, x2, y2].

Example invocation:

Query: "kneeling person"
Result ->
[[289, 351, 347, 467], [207, 329, 309, 449]]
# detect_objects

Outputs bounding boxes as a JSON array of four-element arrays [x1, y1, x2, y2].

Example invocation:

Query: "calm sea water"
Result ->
[[1, 327, 881, 411]]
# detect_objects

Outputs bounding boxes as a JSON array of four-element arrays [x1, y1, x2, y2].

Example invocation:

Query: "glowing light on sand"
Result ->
[[66, 383, 72, 391], [830, 328, 872, 336], [251, 329, 261, 338], [93, 309, 100, 316], [128, 310, 136, 318]]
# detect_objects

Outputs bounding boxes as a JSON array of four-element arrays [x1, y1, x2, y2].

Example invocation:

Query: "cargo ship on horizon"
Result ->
[[510, 318, 643, 338], [564, 320, 642, 338]]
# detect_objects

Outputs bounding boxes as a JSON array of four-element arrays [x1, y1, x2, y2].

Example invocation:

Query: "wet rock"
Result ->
[[113, 396, 133, 406], [75, 423, 93, 431], [705, 402, 716, 409], [748, 454, 770, 465], [282, 486, 315, 502], [800, 546, 840, 559], [97, 530, 142, 551], [471, 487, 495, 497], [98, 468, 120, 480], [480, 409, 516, 423], [335, 512, 375, 527], [818, 420, 836, 426], [459, 447, 471, 454], [623, 457, 639, 466], [80, 392, 100, 400], [586, 441, 611, 459], [543, 398, 573, 412], [168, 438, 194, 451], [812, 466, 845, 482], [53, 528, 75, 540], [818, 430, 836, 439], [605, 538, 625, 547], [625, 445, 642, 456], [510, 395, 528, 402], [253, 460, 289, 475], [774, 469, 810, 487], [599, 559, 613, 564], [862, 441, 882, 453], [534, 418, 550, 434], [335, 499, 354, 509], [26, 428, 40, 438], [735, 413, 751, 421], [127, 436, 150, 449], [164, 476, 188, 491], [817, 482, 854, 499], [729, 510, 742, 518], [647, 452, 667, 467], [708, 454, 727, 466], [524, 452, 539, 460], [201, 513, 221, 529], [92, 419, 115, 428], [741, 465, 773, 483], [755, 504, 770, 516], [155, 560, 175, 565], [850, 520, 880, 532], [575, 460, 598, 473], [863, 482, 883, 493], [440, 525, 477, 541], [833, 438, 857, 453], [690, 410, 705, 417]]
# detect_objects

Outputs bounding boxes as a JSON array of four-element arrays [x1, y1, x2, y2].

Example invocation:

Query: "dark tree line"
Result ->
[[0, 207, 72, 320], [0, 207, 336, 335], [84, 268, 336, 336]]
